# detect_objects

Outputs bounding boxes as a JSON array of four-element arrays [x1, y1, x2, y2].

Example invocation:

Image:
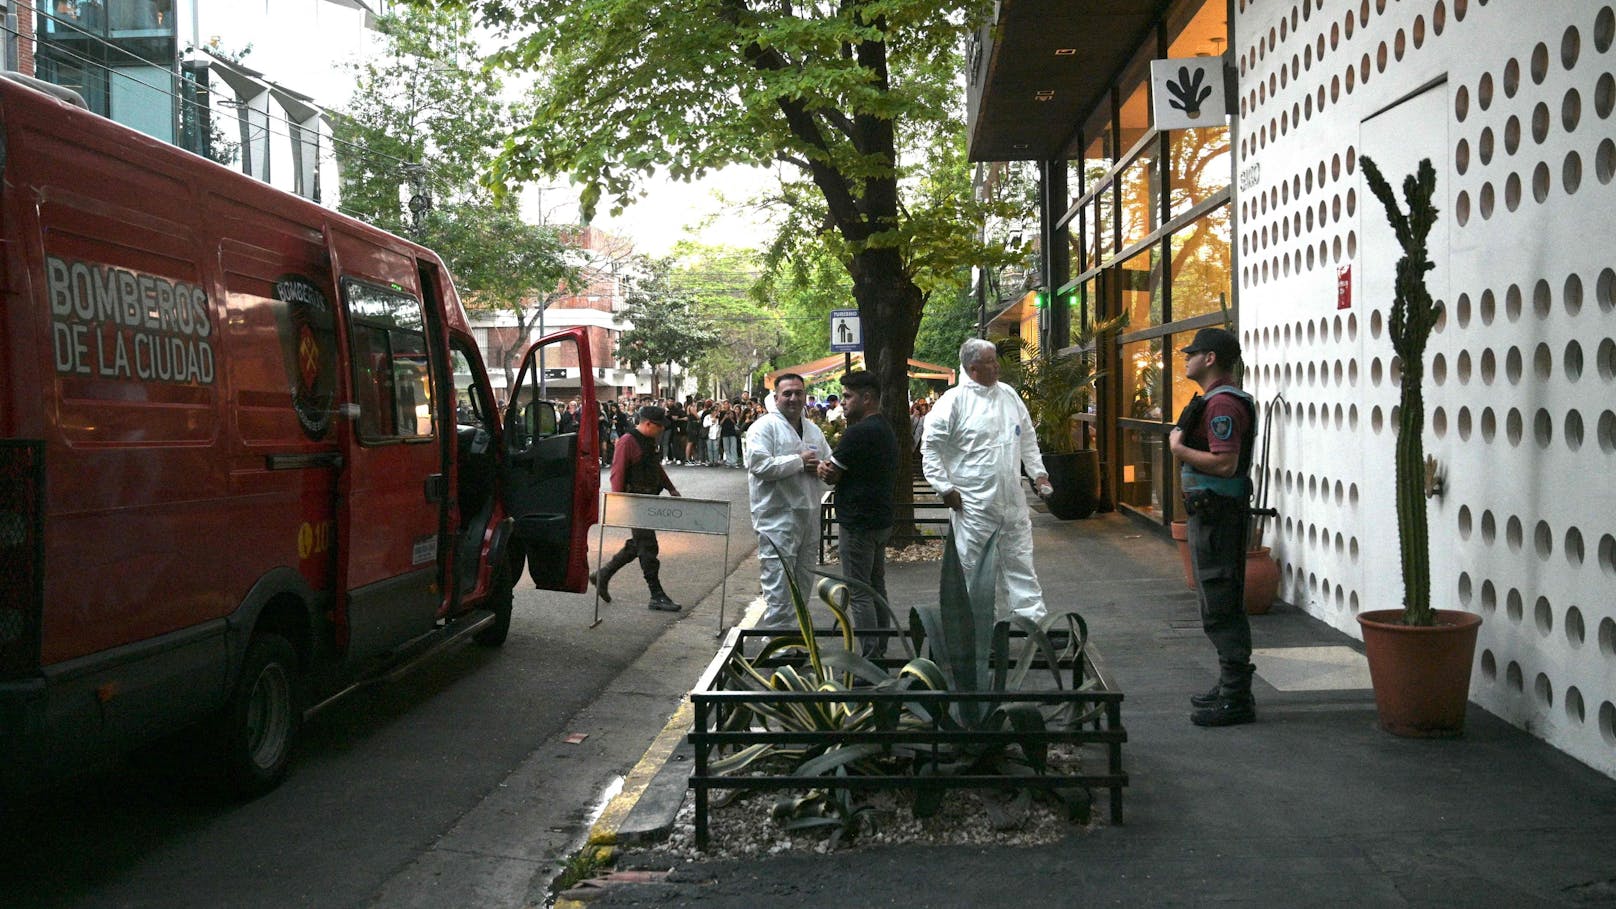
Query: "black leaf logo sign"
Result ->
[[1165, 65, 1214, 119]]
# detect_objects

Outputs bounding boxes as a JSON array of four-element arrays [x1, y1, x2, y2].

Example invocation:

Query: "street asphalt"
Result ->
[[0, 464, 755, 909], [583, 504, 1616, 908]]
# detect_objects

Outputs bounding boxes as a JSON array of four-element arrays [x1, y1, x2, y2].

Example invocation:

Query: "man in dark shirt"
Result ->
[[818, 371, 899, 659], [592, 405, 683, 611]]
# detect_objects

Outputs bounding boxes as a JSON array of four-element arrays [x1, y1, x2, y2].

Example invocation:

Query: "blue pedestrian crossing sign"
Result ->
[[829, 309, 862, 352]]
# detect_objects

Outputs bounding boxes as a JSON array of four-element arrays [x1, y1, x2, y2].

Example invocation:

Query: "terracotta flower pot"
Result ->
[[1170, 521, 1195, 589], [1243, 546, 1279, 615], [1356, 609, 1483, 738]]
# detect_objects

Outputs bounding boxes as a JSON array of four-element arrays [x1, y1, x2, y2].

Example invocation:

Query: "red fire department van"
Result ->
[[0, 74, 599, 796]]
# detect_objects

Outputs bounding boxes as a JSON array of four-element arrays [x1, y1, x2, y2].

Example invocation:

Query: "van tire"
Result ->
[[219, 633, 302, 798], [473, 557, 516, 647]]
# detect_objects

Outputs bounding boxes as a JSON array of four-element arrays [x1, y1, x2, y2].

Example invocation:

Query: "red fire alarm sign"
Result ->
[[1337, 264, 1353, 310]]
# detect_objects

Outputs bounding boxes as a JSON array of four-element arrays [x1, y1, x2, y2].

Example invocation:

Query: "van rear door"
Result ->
[[325, 229, 446, 661], [503, 329, 598, 592]]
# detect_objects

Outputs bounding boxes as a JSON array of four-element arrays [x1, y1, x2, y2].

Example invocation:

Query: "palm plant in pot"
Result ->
[[999, 316, 1122, 520], [1356, 156, 1482, 738]]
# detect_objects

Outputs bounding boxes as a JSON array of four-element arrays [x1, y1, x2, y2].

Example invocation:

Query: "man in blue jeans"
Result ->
[[818, 371, 899, 659]]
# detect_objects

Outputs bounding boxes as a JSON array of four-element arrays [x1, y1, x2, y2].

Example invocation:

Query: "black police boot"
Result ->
[[647, 582, 680, 612], [1191, 695, 1256, 726], [1190, 682, 1223, 709], [591, 549, 638, 604]]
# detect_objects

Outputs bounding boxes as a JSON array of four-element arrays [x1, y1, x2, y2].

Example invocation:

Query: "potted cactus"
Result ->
[[1354, 156, 1482, 737]]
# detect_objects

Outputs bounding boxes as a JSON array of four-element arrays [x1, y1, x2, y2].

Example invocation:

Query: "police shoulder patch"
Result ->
[[1210, 414, 1234, 441]]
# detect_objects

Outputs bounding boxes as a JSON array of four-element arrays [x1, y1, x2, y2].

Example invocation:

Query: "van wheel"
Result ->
[[473, 557, 516, 647], [219, 633, 301, 798]]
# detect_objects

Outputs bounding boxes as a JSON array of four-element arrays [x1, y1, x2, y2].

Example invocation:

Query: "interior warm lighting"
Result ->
[[1055, 48, 1076, 56]]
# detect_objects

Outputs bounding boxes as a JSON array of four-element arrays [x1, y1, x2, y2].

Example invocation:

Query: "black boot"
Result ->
[[1189, 682, 1223, 709], [591, 549, 636, 604], [646, 581, 680, 612], [1191, 696, 1256, 727]]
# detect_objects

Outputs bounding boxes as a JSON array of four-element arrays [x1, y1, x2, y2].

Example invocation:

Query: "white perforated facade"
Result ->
[[1234, 0, 1616, 776]]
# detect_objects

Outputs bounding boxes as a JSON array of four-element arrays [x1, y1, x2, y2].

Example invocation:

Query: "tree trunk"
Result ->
[[849, 244, 926, 544]]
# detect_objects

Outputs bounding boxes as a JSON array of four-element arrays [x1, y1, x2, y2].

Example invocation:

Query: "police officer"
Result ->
[[591, 405, 683, 611], [1168, 328, 1258, 727]]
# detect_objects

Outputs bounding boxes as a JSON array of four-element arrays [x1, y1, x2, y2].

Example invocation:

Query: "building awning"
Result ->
[[766, 355, 957, 386], [966, 0, 1167, 162], [986, 290, 1038, 336]]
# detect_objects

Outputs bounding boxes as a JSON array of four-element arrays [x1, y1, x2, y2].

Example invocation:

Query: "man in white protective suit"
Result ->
[[922, 338, 1055, 622], [746, 373, 832, 629]]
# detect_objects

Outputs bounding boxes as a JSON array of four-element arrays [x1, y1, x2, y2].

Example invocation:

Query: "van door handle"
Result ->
[[424, 474, 447, 504]]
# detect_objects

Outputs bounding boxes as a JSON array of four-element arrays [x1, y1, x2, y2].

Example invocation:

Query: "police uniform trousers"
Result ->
[[1188, 499, 1254, 697]]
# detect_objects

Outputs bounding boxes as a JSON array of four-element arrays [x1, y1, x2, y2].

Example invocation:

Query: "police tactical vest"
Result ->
[[624, 428, 664, 494], [1180, 385, 1257, 499]]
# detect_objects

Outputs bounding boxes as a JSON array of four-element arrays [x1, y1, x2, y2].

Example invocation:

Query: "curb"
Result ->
[[585, 697, 694, 852]]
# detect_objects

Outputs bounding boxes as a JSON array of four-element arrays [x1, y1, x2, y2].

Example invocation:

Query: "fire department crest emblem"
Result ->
[[276, 275, 336, 439]]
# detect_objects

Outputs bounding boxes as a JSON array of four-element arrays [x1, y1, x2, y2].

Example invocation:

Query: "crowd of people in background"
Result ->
[[557, 388, 941, 470]]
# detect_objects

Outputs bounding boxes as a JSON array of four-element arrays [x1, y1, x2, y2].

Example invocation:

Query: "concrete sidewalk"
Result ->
[[588, 508, 1616, 907]]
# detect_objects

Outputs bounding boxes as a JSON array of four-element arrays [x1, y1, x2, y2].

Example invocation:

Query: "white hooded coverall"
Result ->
[[921, 375, 1048, 622], [746, 411, 831, 628]]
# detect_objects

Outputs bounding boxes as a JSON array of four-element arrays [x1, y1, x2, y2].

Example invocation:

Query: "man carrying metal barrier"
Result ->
[[591, 405, 683, 611]]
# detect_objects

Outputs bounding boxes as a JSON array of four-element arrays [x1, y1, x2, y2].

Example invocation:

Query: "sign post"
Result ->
[[592, 492, 733, 633]]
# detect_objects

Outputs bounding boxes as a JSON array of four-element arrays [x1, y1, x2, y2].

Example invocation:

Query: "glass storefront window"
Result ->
[[1118, 77, 1151, 153], [1119, 245, 1163, 332], [1168, 204, 1232, 321], [1121, 337, 1165, 422], [1119, 147, 1160, 250], [1168, 126, 1231, 216], [1167, 331, 1208, 427], [1119, 426, 1164, 516], [1079, 276, 1098, 338], [1168, 0, 1228, 59], [1092, 189, 1113, 264]]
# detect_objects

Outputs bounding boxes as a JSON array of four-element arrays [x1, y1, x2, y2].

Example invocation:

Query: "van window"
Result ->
[[343, 280, 434, 442]]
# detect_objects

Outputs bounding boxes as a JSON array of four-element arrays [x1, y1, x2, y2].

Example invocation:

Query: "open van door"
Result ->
[[503, 328, 599, 592]]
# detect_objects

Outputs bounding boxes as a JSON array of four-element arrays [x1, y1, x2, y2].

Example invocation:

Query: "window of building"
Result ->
[[1168, 204, 1232, 320]]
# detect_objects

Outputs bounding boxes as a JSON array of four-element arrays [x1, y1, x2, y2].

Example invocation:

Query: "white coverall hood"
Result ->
[[921, 374, 1048, 621]]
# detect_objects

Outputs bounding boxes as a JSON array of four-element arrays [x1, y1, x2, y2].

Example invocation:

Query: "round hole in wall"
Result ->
[[1479, 289, 1496, 324], [1565, 273, 1585, 315], [1347, 187, 1357, 215], [1370, 310, 1383, 339], [1600, 270, 1616, 312], [1536, 599, 1554, 637], [1454, 0, 1467, 22], [1457, 406, 1473, 439], [1348, 311, 1358, 339], [1478, 127, 1495, 165], [1602, 701, 1616, 747], [1371, 405, 1384, 433], [1504, 172, 1522, 210], [1479, 578, 1497, 612], [1506, 514, 1525, 552], [1458, 506, 1473, 540], [1599, 139, 1616, 185], [1533, 160, 1552, 201], [1599, 410, 1616, 453], [1566, 605, 1586, 646], [1532, 40, 1550, 84], [1598, 72, 1616, 120], [1455, 190, 1471, 225], [1566, 526, 1585, 566], [1505, 346, 1523, 381], [1505, 285, 1523, 322], [1559, 339, 1580, 380], [1432, 353, 1447, 385], [1534, 342, 1553, 379], [1600, 338, 1616, 378], [1505, 660, 1524, 692], [1601, 532, 1616, 577], [1457, 350, 1473, 384], [1534, 409, 1553, 449], [1533, 101, 1551, 143], [1565, 150, 1585, 194], [1506, 589, 1524, 623], [1456, 293, 1472, 327], [1414, 14, 1427, 48], [1432, 406, 1448, 437], [1481, 406, 1498, 441], [1535, 673, 1554, 708], [1598, 6, 1616, 53], [1566, 409, 1585, 450], [1504, 115, 1521, 155], [1478, 72, 1494, 110], [1503, 58, 1521, 98], [1506, 407, 1524, 446], [1479, 181, 1496, 219], [1457, 572, 1473, 607], [1370, 358, 1383, 386], [1567, 686, 1586, 724], [1601, 616, 1616, 656], [1534, 520, 1554, 560], [1346, 64, 1357, 93], [1565, 87, 1583, 132], [1480, 509, 1497, 544], [1480, 348, 1497, 383], [1561, 22, 1582, 69], [1347, 231, 1357, 258], [1395, 29, 1407, 61], [1480, 648, 1497, 679]]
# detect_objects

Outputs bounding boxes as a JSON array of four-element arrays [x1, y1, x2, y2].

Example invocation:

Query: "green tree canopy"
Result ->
[[615, 258, 721, 395]]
